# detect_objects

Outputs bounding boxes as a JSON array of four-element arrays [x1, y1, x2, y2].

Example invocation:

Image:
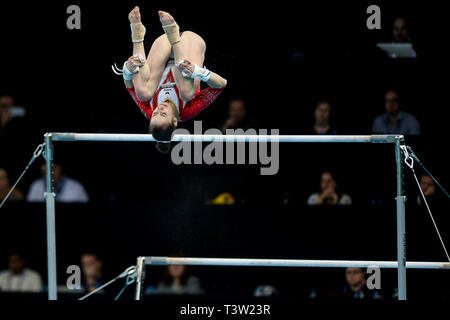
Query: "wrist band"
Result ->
[[122, 61, 138, 81], [130, 23, 146, 43], [192, 64, 211, 82], [162, 22, 181, 45]]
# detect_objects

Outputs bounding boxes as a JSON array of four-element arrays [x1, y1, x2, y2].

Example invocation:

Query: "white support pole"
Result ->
[[44, 134, 57, 300], [135, 256, 146, 300], [395, 137, 407, 300], [144, 256, 450, 269]]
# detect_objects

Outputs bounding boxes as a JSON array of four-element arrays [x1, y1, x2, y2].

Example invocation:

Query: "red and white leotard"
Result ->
[[126, 59, 224, 121]]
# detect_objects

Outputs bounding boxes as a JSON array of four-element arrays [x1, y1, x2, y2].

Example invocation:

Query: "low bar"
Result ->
[[49, 133, 402, 144], [144, 256, 450, 269]]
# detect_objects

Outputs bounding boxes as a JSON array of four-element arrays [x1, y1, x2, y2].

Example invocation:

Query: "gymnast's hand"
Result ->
[[128, 6, 142, 24], [126, 55, 145, 73], [176, 59, 195, 78]]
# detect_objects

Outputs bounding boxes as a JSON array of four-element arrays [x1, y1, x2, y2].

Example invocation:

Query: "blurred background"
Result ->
[[0, 1, 448, 300]]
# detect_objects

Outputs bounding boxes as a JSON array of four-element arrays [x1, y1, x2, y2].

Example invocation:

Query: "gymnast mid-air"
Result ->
[[113, 7, 227, 152]]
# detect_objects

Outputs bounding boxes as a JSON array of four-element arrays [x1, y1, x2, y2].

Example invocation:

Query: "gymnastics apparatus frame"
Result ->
[[42, 133, 450, 301]]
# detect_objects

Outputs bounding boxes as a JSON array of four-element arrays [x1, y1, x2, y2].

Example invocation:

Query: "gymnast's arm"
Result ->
[[123, 56, 154, 119], [177, 61, 227, 120], [204, 70, 228, 89]]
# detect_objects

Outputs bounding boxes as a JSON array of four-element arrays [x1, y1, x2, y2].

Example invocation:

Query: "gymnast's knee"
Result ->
[[181, 31, 206, 48]]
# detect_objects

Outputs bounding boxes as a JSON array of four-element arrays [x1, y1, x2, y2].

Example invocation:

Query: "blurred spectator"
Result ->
[[0, 168, 24, 202], [392, 18, 415, 47], [0, 95, 15, 133], [80, 253, 103, 293], [307, 171, 352, 205], [416, 174, 442, 207], [310, 268, 383, 299], [0, 253, 43, 292], [220, 97, 255, 133], [372, 90, 421, 136], [26, 163, 89, 203], [254, 285, 279, 297], [377, 18, 417, 58], [0, 95, 25, 136], [310, 100, 338, 135], [152, 253, 204, 295]]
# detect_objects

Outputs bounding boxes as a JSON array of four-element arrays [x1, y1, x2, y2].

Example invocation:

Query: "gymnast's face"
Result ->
[[151, 101, 178, 128]]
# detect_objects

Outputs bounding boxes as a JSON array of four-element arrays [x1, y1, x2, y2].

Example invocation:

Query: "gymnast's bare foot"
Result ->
[[158, 10, 176, 26]]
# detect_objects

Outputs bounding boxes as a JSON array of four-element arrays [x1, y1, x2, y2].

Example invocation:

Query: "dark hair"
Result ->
[[155, 142, 171, 154], [150, 123, 174, 142], [8, 252, 25, 264], [314, 100, 334, 121], [321, 170, 337, 181], [385, 88, 400, 97], [315, 99, 332, 110], [150, 123, 173, 154]]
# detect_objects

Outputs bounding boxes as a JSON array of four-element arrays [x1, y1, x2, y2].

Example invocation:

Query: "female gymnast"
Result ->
[[114, 7, 227, 152]]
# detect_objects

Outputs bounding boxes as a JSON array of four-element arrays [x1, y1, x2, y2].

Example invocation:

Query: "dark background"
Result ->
[[0, 1, 449, 300]]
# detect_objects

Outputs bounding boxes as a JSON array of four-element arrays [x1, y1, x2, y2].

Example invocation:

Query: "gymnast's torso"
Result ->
[[149, 58, 201, 114], [126, 56, 225, 122]]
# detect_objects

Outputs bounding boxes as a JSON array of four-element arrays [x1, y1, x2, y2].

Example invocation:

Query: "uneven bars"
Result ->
[[144, 256, 450, 269], [47, 133, 402, 143]]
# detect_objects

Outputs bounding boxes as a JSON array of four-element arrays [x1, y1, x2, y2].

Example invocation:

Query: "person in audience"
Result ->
[[0, 168, 24, 202], [310, 100, 337, 135], [416, 174, 436, 205], [309, 268, 383, 299], [415, 174, 446, 211], [26, 163, 89, 203], [341, 267, 383, 299], [220, 97, 255, 133], [0, 253, 43, 292], [307, 171, 352, 205], [0, 95, 16, 134], [154, 253, 204, 295], [372, 89, 421, 135], [392, 17, 415, 47], [80, 253, 104, 293]]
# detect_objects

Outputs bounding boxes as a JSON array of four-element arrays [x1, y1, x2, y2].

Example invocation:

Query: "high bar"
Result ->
[[144, 256, 450, 270], [46, 133, 402, 143]]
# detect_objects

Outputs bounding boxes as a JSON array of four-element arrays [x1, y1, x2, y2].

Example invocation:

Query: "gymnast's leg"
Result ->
[[158, 10, 206, 101], [127, 6, 172, 101]]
